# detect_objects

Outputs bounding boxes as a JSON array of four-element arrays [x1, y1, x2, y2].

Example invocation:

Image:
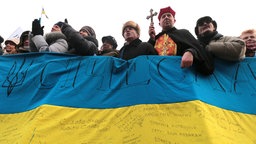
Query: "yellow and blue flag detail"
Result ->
[[0, 53, 255, 143]]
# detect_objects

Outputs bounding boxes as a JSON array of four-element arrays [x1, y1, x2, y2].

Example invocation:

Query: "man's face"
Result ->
[[51, 25, 61, 32], [101, 41, 113, 51], [123, 26, 139, 42], [159, 13, 176, 31], [240, 33, 256, 42], [4, 41, 17, 53], [197, 20, 215, 35], [79, 29, 89, 37]]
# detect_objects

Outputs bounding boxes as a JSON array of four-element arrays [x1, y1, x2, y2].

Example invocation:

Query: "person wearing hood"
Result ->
[[195, 16, 246, 61], [17, 30, 31, 53], [30, 19, 68, 53], [52, 21, 98, 56]]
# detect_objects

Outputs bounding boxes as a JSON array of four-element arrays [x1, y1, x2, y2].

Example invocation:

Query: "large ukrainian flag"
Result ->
[[0, 53, 255, 143]]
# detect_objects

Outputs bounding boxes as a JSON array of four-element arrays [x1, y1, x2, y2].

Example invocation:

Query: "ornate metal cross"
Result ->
[[146, 9, 157, 24]]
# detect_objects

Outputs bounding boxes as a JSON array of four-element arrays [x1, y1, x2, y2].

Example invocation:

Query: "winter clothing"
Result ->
[[148, 27, 214, 75], [32, 19, 44, 36], [5, 38, 20, 46], [102, 36, 118, 49], [0, 35, 3, 44], [18, 30, 31, 53], [98, 49, 120, 57], [79, 26, 96, 38], [195, 16, 246, 61], [55, 22, 64, 28], [31, 31, 68, 53], [0, 35, 3, 52], [194, 16, 217, 36], [158, 6, 176, 20], [197, 31, 246, 61], [60, 23, 98, 55], [122, 21, 140, 36], [119, 38, 158, 60], [3, 38, 19, 55]]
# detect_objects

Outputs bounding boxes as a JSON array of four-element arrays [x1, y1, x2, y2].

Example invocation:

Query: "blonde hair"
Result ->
[[240, 29, 256, 38]]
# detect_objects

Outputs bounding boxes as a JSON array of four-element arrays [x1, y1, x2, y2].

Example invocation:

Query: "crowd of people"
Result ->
[[0, 6, 255, 75]]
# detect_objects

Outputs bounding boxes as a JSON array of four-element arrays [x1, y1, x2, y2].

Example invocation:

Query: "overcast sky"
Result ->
[[1, 0, 256, 49]]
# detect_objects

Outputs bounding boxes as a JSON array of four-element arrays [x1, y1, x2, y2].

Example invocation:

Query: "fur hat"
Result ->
[[194, 16, 217, 36], [158, 6, 176, 20], [79, 26, 96, 38], [122, 21, 140, 36], [5, 38, 20, 46], [102, 36, 118, 49]]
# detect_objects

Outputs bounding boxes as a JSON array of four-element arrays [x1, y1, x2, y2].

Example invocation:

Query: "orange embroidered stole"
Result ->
[[155, 34, 177, 56]]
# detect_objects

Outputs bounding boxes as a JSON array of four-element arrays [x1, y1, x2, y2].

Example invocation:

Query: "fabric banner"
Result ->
[[0, 53, 255, 143]]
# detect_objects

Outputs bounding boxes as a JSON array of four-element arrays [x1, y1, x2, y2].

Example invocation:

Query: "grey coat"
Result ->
[[31, 32, 68, 53], [206, 36, 246, 61]]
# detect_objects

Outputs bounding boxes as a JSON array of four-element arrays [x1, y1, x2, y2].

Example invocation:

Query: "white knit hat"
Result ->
[[5, 38, 20, 46]]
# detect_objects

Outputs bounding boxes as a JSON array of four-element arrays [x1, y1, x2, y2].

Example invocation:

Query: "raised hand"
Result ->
[[32, 19, 44, 36]]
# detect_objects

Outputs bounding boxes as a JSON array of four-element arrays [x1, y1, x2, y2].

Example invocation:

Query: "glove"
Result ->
[[32, 19, 44, 36], [64, 18, 68, 24]]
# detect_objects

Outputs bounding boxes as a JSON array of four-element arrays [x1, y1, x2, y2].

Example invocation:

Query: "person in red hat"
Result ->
[[148, 6, 214, 75]]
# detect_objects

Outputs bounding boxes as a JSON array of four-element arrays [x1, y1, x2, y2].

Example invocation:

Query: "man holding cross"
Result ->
[[147, 6, 214, 75]]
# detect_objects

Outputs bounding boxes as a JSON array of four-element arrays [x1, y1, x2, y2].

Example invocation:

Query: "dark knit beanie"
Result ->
[[55, 22, 64, 28]]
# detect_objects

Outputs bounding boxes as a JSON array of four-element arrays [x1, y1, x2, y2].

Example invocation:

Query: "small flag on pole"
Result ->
[[41, 8, 49, 19]]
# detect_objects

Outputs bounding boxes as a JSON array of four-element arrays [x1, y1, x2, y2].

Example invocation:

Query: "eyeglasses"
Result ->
[[197, 19, 213, 26]]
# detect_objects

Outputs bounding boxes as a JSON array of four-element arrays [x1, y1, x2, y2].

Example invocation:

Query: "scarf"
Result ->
[[197, 31, 223, 46]]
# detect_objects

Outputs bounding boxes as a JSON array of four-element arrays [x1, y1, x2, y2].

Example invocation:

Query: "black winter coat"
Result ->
[[119, 38, 158, 60], [148, 27, 214, 75]]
